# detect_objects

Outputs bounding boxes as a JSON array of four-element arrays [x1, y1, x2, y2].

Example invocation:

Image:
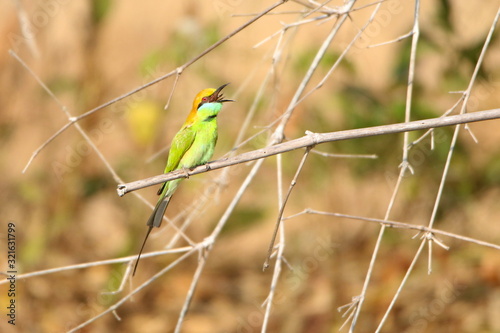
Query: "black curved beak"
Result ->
[[209, 83, 234, 103]]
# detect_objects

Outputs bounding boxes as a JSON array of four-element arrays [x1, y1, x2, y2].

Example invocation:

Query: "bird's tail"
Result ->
[[133, 225, 152, 276], [133, 180, 179, 276], [133, 196, 171, 276], [147, 195, 172, 228]]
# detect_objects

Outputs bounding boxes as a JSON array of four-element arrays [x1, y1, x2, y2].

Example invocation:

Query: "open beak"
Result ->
[[209, 83, 234, 103]]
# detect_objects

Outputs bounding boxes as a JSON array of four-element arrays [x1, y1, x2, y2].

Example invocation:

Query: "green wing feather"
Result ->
[[156, 125, 196, 195], [165, 125, 196, 172]]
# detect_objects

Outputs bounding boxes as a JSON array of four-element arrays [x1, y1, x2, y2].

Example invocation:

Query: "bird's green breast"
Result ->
[[167, 101, 222, 171], [179, 116, 218, 168]]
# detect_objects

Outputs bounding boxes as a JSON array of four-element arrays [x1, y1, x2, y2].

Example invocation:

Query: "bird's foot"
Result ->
[[181, 168, 190, 179]]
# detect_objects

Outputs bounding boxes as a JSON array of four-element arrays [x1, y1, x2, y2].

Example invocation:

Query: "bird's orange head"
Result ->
[[185, 83, 232, 124]]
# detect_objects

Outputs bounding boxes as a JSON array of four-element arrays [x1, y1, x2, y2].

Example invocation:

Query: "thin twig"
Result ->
[[174, 248, 208, 333], [273, 0, 357, 141], [9, 50, 123, 183], [293, 0, 382, 109], [403, 13, 500, 316], [12, 0, 39, 57], [375, 240, 426, 332], [352, 1, 421, 330], [0, 247, 193, 285], [67, 248, 197, 332], [367, 31, 413, 48], [427, 7, 500, 230], [163, 69, 181, 110], [264, 146, 312, 270], [261, 153, 286, 332], [310, 149, 377, 159], [408, 96, 465, 148], [284, 210, 500, 251]]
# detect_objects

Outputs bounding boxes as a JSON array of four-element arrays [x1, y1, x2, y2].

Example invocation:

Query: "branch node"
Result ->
[[201, 236, 214, 252], [399, 160, 415, 175], [423, 232, 450, 250], [117, 184, 127, 197], [305, 130, 320, 146]]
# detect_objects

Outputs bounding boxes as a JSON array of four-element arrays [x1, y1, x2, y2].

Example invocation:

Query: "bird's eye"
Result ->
[[202, 97, 208, 102]]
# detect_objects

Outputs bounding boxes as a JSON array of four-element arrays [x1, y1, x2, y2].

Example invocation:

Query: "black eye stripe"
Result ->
[[197, 89, 224, 110], [198, 95, 212, 109]]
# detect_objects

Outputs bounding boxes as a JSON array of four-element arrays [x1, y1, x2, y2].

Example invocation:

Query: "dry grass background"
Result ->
[[1, 0, 500, 332]]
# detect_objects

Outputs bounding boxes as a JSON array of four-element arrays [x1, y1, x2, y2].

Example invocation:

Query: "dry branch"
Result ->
[[118, 108, 500, 196]]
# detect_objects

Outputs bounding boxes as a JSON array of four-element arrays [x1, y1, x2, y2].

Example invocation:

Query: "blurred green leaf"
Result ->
[[91, 0, 113, 24], [140, 49, 169, 76], [46, 77, 79, 95], [125, 100, 162, 146], [293, 50, 351, 77], [21, 229, 48, 266], [82, 174, 112, 197], [155, 20, 222, 66], [458, 39, 491, 79], [484, 153, 500, 186], [223, 207, 265, 234], [436, 0, 453, 32]]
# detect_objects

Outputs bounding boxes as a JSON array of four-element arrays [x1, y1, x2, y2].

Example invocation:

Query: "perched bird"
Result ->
[[133, 83, 233, 275]]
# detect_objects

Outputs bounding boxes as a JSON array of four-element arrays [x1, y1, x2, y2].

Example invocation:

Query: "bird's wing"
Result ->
[[165, 125, 196, 173], [156, 125, 196, 196]]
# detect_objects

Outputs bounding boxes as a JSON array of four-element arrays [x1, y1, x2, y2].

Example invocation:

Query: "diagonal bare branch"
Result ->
[[19, 0, 289, 173]]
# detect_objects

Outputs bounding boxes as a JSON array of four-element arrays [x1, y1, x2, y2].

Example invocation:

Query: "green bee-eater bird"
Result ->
[[133, 83, 232, 275]]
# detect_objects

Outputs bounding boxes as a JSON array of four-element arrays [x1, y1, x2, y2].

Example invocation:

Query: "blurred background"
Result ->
[[1, 0, 500, 332]]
